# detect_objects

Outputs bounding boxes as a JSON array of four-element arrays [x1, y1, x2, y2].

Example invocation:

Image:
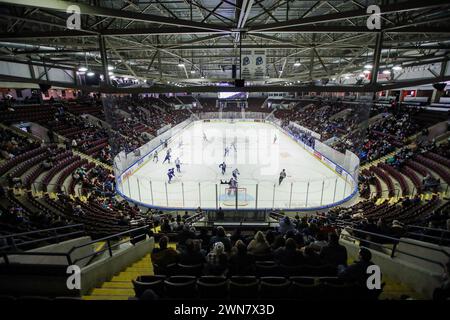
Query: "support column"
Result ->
[[370, 32, 383, 100], [99, 35, 110, 86]]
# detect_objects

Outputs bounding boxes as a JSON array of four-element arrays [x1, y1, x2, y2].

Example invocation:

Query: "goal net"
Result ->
[[223, 187, 248, 206]]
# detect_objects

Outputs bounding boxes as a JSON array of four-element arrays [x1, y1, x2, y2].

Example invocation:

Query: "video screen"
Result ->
[[218, 92, 248, 99]]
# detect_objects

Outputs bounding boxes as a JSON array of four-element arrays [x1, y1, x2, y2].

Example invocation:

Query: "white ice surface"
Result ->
[[120, 120, 355, 210]]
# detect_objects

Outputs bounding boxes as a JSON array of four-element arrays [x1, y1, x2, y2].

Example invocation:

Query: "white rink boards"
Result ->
[[119, 120, 356, 210]]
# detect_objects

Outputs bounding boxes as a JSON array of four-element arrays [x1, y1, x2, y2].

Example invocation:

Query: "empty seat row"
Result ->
[[132, 275, 382, 301]]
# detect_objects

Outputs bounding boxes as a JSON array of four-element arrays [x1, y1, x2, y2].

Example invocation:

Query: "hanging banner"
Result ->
[[241, 50, 266, 79]]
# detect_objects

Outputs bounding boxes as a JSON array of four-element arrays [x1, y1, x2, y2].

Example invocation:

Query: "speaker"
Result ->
[[433, 83, 447, 91], [38, 84, 51, 93], [232, 65, 237, 79], [235, 79, 245, 88]]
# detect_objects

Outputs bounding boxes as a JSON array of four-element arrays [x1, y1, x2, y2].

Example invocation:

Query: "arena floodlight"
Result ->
[[392, 65, 402, 71], [364, 64, 373, 69], [177, 60, 185, 67], [382, 69, 391, 75], [293, 60, 301, 67], [107, 65, 114, 71], [78, 66, 88, 72], [86, 71, 95, 77]]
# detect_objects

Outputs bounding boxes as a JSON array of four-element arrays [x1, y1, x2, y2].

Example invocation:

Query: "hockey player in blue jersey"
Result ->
[[232, 168, 240, 180], [219, 161, 226, 175], [163, 150, 171, 164], [167, 168, 175, 184]]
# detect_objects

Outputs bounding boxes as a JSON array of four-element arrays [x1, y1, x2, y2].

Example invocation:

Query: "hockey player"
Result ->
[[175, 157, 181, 173], [224, 147, 230, 157], [203, 132, 208, 142], [230, 140, 237, 152], [228, 176, 238, 195], [167, 168, 175, 184], [219, 161, 226, 175], [163, 151, 171, 164], [273, 134, 277, 144], [279, 169, 287, 185], [232, 168, 240, 180], [153, 151, 158, 162]]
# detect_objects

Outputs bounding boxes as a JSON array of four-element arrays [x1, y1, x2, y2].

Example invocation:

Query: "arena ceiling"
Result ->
[[0, 0, 450, 93]]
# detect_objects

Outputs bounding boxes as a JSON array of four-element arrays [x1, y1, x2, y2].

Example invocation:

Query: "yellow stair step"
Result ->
[[101, 282, 133, 289], [90, 288, 134, 296], [83, 295, 130, 300]]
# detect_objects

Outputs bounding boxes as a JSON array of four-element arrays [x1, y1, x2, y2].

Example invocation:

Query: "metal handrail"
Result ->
[[341, 226, 450, 272], [67, 224, 151, 255], [407, 225, 450, 235], [0, 224, 84, 240], [0, 224, 153, 266]]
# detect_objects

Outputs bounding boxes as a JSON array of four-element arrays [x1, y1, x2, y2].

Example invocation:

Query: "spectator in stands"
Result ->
[[228, 240, 254, 275], [216, 207, 224, 220], [210, 226, 231, 252], [271, 235, 286, 251], [197, 228, 211, 251], [274, 238, 304, 266], [309, 232, 328, 252], [265, 230, 275, 247], [338, 247, 375, 286], [205, 242, 228, 275], [177, 225, 196, 249], [151, 236, 178, 268], [230, 228, 244, 246], [160, 218, 172, 233], [247, 230, 270, 255], [278, 216, 295, 234], [303, 246, 322, 266], [178, 239, 205, 265], [319, 233, 348, 267], [390, 220, 405, 238]]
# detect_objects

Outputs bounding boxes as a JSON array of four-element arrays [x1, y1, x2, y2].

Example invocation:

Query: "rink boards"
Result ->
[[115, 117, 359, 211]]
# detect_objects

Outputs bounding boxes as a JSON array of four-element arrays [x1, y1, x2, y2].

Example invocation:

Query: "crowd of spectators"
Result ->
[[283, 123, 316, 148], [0, 129, 40, 160]]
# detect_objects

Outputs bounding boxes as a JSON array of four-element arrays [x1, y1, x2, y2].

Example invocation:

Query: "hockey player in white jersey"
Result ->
[[232, 168, 240, 180], [175, 157, 181, 173], [230, 140, 237, 152]]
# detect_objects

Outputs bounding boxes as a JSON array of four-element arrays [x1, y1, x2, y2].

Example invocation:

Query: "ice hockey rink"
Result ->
[[118, 120, 357, 210]]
